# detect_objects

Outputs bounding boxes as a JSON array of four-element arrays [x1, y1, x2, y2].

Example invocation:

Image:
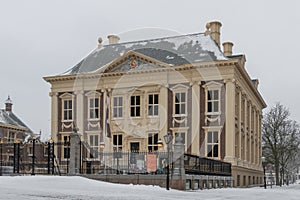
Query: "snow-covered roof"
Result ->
[[0, 109, 33, 134], [61, 33, 231, 75]]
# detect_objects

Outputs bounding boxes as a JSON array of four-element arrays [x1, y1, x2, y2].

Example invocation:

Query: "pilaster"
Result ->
[[75, 90, 84, 140], [224, 79, 235, 163], [50, 92, 59, 142], [191, 82, 200, 155]]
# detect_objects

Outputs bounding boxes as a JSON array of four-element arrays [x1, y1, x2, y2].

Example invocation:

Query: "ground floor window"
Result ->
[[89, 134, 99, 159], [63, 135, 70, 159], [148, 133, 158, 152], [206, 130, 219, 158]]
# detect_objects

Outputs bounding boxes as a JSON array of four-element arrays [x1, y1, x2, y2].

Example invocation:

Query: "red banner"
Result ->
[[147, 154, 157, 172]]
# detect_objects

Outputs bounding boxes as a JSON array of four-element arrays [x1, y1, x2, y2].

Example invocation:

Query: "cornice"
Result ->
[[0, 123, 28, 132]]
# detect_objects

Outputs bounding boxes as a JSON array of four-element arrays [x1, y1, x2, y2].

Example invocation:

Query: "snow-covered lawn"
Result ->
[[0, 176, 299, 200]]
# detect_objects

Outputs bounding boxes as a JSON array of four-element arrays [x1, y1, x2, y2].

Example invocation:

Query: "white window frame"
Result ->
[[148, 94, 159, 117], [60, 93, 75, 122], [113, 134, 123, 152], [113, 96, 123, 119], [202, 81, 222, 115], [85, 91, 102, 121], [130, 95, 141, 118], [204, 128, 221, 159], [170, 84, 189, 117], [62, 135, 70, 160], [8, 132, 16, 143], [88, 134, 100, 160], [147, 133, 159, 152]]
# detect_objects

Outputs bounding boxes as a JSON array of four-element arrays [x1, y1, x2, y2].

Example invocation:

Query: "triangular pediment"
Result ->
[[99, 51, 171, 74]]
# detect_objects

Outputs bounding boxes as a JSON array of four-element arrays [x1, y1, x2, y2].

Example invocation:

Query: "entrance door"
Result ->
[[130, 142, 140, 152], [130, 142, 140, 166]]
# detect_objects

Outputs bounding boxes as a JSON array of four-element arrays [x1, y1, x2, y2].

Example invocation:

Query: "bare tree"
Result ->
[[262, 103, 300, 186]]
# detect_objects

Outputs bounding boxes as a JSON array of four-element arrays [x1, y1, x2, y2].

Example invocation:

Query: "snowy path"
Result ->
[[0, 176, 299, 200]]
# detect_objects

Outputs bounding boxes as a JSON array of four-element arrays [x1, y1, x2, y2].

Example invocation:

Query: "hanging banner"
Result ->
[[147, 154, 157, 172]]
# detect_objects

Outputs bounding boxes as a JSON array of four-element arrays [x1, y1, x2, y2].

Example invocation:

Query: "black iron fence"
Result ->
[[184, 153, 232, 176], [0, 141, 231, 177]]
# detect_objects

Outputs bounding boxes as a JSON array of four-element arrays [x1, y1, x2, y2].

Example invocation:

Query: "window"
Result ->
[[113, 134, 123, 152], [8, 132, 15, 143], [89, 98, 99, 119], [148, 94, 159, 116], [130, 95, 141, 117], [148, 133, 158, 152], [63, 99, 73, 121], [44, 146, 48, 156], [28, 147, 33, 156], [207, 90, 219, 113], [207, 131, 219, 158], [113, 96, 123, 118], [175, 92, 186, 115], [63, 136, 70, 159], [89, 135, 99, 159]]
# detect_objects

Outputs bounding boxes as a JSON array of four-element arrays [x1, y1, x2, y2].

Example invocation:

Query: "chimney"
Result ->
[[222, 42, 234, 57], [5, 95, 13, 112], [98, 37, 103, 48], [107, 35, 120, 45], [205, 21, 222, 47]]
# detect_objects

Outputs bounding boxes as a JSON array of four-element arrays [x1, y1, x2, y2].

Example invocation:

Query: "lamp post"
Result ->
[[262, 156, 266, 189], [158, 133, 173, 190]]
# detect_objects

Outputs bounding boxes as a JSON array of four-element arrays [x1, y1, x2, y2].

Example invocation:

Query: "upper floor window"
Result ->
[[89, 98, 100, 119], [8, 132, 15, 143], [148, 133, 158, 152], [175, 92, 186, 115], [202, 81, 222, 115], [207, 90, 219, 113], [206, 131, 219, 158], [113, 96, 123, 118], [130, 95, 141, 117], [148, 94, 159, 117], [63, 99, 73, 121]]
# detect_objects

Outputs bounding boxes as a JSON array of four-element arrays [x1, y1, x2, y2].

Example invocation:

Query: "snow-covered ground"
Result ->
[[0, 176, 299, 200]]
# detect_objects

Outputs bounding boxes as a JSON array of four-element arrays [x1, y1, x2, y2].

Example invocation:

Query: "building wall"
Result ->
[[47, 55, 265, 187]]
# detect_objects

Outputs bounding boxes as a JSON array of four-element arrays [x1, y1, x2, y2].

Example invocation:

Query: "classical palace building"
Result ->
[[44, 21, 266, 187]]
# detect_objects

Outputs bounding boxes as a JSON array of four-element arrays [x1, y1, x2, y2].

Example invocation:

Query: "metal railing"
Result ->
[[184, 154, 232, 176]]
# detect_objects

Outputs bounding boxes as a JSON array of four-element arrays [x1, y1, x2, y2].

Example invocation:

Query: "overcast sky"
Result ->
[[1, 0, 299, 138]]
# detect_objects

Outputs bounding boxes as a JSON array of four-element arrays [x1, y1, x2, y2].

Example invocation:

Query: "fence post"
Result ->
[[79, 141, 82, 174], [51, 141, 55, 174], [69, 128, 81, 175], [172, 134, 185, 177], [47, 141, 51, 174], [31, 138, 36, 175], [17, 142, 20, 174], [13, 143, 16, 174], [0, 141, 2, 176]]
